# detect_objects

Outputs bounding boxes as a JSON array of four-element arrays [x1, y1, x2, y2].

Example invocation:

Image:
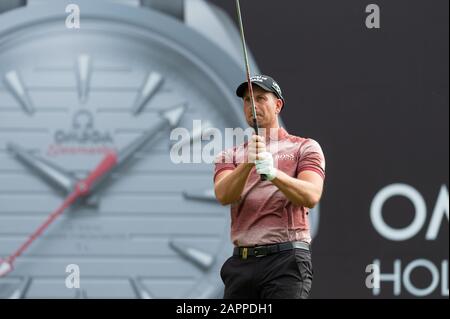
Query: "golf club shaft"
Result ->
[[236, 0, 267, 181], [236, 0, 259, 136]]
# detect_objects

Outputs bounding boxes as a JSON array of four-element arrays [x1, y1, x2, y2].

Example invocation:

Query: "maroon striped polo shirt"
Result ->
[[214, 127, 326, 247]]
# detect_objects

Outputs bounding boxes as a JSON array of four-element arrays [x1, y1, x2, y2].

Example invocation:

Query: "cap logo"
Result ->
[[272, 81, 282, 96], [250, 75, 267, 83]]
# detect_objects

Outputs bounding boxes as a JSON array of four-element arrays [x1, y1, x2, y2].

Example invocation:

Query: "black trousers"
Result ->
[[220, 248, 313, 299]]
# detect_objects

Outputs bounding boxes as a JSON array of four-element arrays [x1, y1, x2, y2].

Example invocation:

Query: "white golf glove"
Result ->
[[255, 152, 277, 181]]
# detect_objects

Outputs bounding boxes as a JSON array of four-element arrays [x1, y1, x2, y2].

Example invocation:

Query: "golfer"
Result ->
[[214, 75, 326, 299]]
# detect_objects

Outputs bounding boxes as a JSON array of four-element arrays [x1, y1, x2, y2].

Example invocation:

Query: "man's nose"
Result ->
[[245, 100, 259, 112]]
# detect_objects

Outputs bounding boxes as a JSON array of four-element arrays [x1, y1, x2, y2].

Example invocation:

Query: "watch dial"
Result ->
[[0, 2, 318, 298]]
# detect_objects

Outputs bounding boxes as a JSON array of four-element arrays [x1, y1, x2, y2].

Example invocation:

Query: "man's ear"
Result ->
[[276, 99, 283, 114]]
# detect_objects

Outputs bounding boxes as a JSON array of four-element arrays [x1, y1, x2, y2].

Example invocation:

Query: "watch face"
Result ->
[[0, 1, 319, 299]]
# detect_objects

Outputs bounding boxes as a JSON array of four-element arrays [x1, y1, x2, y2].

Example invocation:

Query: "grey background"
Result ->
[[0, 0, 250, 299]]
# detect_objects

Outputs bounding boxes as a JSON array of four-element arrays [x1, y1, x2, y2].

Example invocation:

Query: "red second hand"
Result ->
[[0, 152, 117, 277]]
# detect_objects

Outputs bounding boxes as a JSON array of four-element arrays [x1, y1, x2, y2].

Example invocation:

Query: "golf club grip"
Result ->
[[253, 121, 268, 181]]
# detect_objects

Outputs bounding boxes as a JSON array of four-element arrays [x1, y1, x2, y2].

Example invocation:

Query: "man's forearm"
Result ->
[[214, 163, 254, 205], [271, 170, 321, 208]]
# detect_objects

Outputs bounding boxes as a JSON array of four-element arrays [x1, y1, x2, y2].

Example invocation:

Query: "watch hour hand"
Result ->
[[88, 104, 187, 196], [8, 143, 100, 206], [7, 142, 77, 194]]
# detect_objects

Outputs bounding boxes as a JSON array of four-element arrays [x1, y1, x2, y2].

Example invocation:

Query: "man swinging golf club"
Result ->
[[214, 74, 326, 299], [214, 1, 326, 299]]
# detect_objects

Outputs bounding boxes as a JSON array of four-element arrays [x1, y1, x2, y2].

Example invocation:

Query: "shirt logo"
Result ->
[[275, 154, 296, 161]]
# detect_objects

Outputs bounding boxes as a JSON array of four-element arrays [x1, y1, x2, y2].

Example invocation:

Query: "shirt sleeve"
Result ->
[[296, 139, 326, 179], [213, 148, 237, 183]]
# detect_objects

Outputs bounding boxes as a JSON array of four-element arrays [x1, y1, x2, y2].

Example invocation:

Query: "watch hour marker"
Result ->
[[130, 278, 153, 299], [183, 188, 216, 202], [8, 277, 32, 299], [169, 241, 215, 270], [133, 72, 164, 115], [76, 54, 92, 103], [4, 70, 34, 115], [160, 104, 187, 127]]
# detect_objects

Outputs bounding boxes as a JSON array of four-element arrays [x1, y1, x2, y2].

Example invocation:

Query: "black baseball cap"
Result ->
[[236, 75, 285, 106]]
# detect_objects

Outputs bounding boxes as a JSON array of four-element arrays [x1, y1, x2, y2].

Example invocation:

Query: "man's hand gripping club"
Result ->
[[248, 135, 277, 181]]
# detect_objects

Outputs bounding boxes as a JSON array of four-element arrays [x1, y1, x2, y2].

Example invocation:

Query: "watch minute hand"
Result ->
[[7, 142, 76, 194], [88, 105, 187, 196]]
